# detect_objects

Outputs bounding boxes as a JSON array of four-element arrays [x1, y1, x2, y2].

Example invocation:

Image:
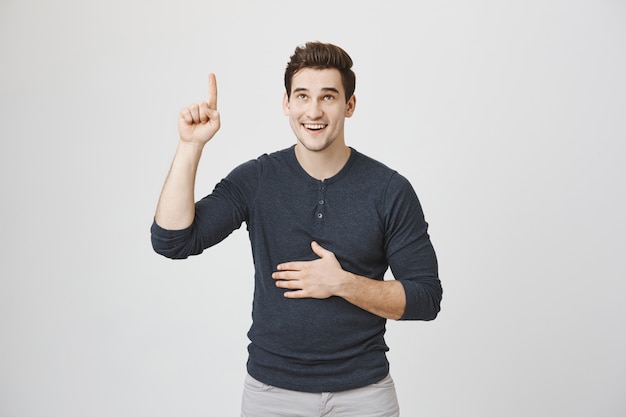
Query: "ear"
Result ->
[[345, 94, 356, 118], [282, 92, 290, 116]]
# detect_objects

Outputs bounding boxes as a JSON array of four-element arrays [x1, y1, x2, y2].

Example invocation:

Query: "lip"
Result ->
[[302, 123, 328, 132]]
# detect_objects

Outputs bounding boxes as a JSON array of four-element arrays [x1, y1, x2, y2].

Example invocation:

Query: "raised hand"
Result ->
[[178, 73, 221, 145]]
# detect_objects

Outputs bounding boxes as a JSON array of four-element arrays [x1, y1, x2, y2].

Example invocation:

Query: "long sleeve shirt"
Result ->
[[151, 146, 442, 392]]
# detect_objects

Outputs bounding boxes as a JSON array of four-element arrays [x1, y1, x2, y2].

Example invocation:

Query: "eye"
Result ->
[[297, 93, 308, 100], [323, 95, 335, 100]]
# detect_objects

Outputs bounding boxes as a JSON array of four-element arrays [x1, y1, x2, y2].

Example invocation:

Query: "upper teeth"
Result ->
[[305, 124, 325, 130]]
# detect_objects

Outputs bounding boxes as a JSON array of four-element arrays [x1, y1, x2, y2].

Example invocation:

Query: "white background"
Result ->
[[1, 0, 625, 416]]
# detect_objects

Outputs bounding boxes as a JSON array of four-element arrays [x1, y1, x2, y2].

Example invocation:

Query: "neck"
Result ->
[[294, 143, 351, 181]]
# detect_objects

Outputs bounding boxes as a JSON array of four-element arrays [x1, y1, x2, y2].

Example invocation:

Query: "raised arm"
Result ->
[[155, 74, 220, 230]]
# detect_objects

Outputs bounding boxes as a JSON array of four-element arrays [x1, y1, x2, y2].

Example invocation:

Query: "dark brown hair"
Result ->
[[284, 42, 356, 102]]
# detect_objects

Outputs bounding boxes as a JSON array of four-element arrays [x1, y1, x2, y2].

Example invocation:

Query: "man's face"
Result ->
[[283, 68, 356, 153]]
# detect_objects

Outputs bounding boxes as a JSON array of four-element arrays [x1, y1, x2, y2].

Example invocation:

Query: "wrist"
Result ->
[[175, 140, 206, 163], [177, 139, 206, 152], [336, 271, 357, 298]]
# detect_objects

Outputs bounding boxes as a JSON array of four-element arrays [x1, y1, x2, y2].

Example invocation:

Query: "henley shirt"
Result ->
[[151, 146, 441, 392]]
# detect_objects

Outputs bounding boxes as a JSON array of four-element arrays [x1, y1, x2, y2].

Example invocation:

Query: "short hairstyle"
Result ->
[[284, 42, 356, 102]]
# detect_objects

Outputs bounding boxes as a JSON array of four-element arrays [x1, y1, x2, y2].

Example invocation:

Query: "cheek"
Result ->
[[329, 107, 347, 121], [287, 106, 305, 121], [288, 114, 302, 130]]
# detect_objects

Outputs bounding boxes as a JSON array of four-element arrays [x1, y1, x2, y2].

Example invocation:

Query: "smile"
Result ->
[[303, 123, 327, 131]]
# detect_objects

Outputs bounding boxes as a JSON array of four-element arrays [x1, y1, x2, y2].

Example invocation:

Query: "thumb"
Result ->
[[311, 241, 332, 258]]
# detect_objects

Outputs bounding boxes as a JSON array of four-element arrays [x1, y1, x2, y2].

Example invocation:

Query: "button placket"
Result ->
[[316, 183, 326, 222]]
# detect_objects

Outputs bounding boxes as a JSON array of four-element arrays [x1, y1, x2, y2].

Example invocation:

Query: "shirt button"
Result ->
[[319, 200, 324, 205], [317, 213, 323, 219]]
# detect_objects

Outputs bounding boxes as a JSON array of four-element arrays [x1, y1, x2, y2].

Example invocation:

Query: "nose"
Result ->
[[306, 99, 323, 119]]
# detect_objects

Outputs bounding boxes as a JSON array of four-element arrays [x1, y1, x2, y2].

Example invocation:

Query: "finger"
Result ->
[[283, 290, 306, 299], [208, 73, 218, 110], [190, 104, 201, 123], [276, 262, 303, 271], [272, 270, 297, 281], [199, 102, 211, 123], [274, 278, 299, 289], [311, 241, 331, 258], [180, 108, 193, 124]]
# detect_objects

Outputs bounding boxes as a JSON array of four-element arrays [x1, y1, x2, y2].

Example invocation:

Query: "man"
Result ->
[[151, 41, 442, 416]]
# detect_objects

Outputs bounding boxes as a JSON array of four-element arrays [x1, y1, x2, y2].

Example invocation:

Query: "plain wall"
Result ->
[[1, 0, 625, 416]]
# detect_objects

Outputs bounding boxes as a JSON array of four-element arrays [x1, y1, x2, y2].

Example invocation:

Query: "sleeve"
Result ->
[[383, 173, 442, 320], [150, 159, 261, 259]]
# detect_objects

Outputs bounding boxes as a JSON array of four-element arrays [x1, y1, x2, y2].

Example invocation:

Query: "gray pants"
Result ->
[[241, 373, 400, 417]]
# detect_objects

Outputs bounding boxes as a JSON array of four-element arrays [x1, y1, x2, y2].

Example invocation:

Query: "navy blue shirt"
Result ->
[[151, 146, 441, 392]]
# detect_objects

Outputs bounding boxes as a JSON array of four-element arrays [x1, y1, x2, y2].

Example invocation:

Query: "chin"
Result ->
[[298, 138, 333, 153]]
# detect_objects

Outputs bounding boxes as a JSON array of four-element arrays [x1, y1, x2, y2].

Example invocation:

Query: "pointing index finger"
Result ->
[[208, 73, 218, 110]]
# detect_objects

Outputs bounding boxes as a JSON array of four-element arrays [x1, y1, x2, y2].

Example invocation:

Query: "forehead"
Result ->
[[291, 68, 344, 95]]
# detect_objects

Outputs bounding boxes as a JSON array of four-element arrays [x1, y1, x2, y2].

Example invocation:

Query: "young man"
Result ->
[[151, 42, 442, 416]]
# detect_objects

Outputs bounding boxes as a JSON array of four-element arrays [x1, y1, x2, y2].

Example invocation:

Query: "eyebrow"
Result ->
[[293, 87, 340, 94]]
